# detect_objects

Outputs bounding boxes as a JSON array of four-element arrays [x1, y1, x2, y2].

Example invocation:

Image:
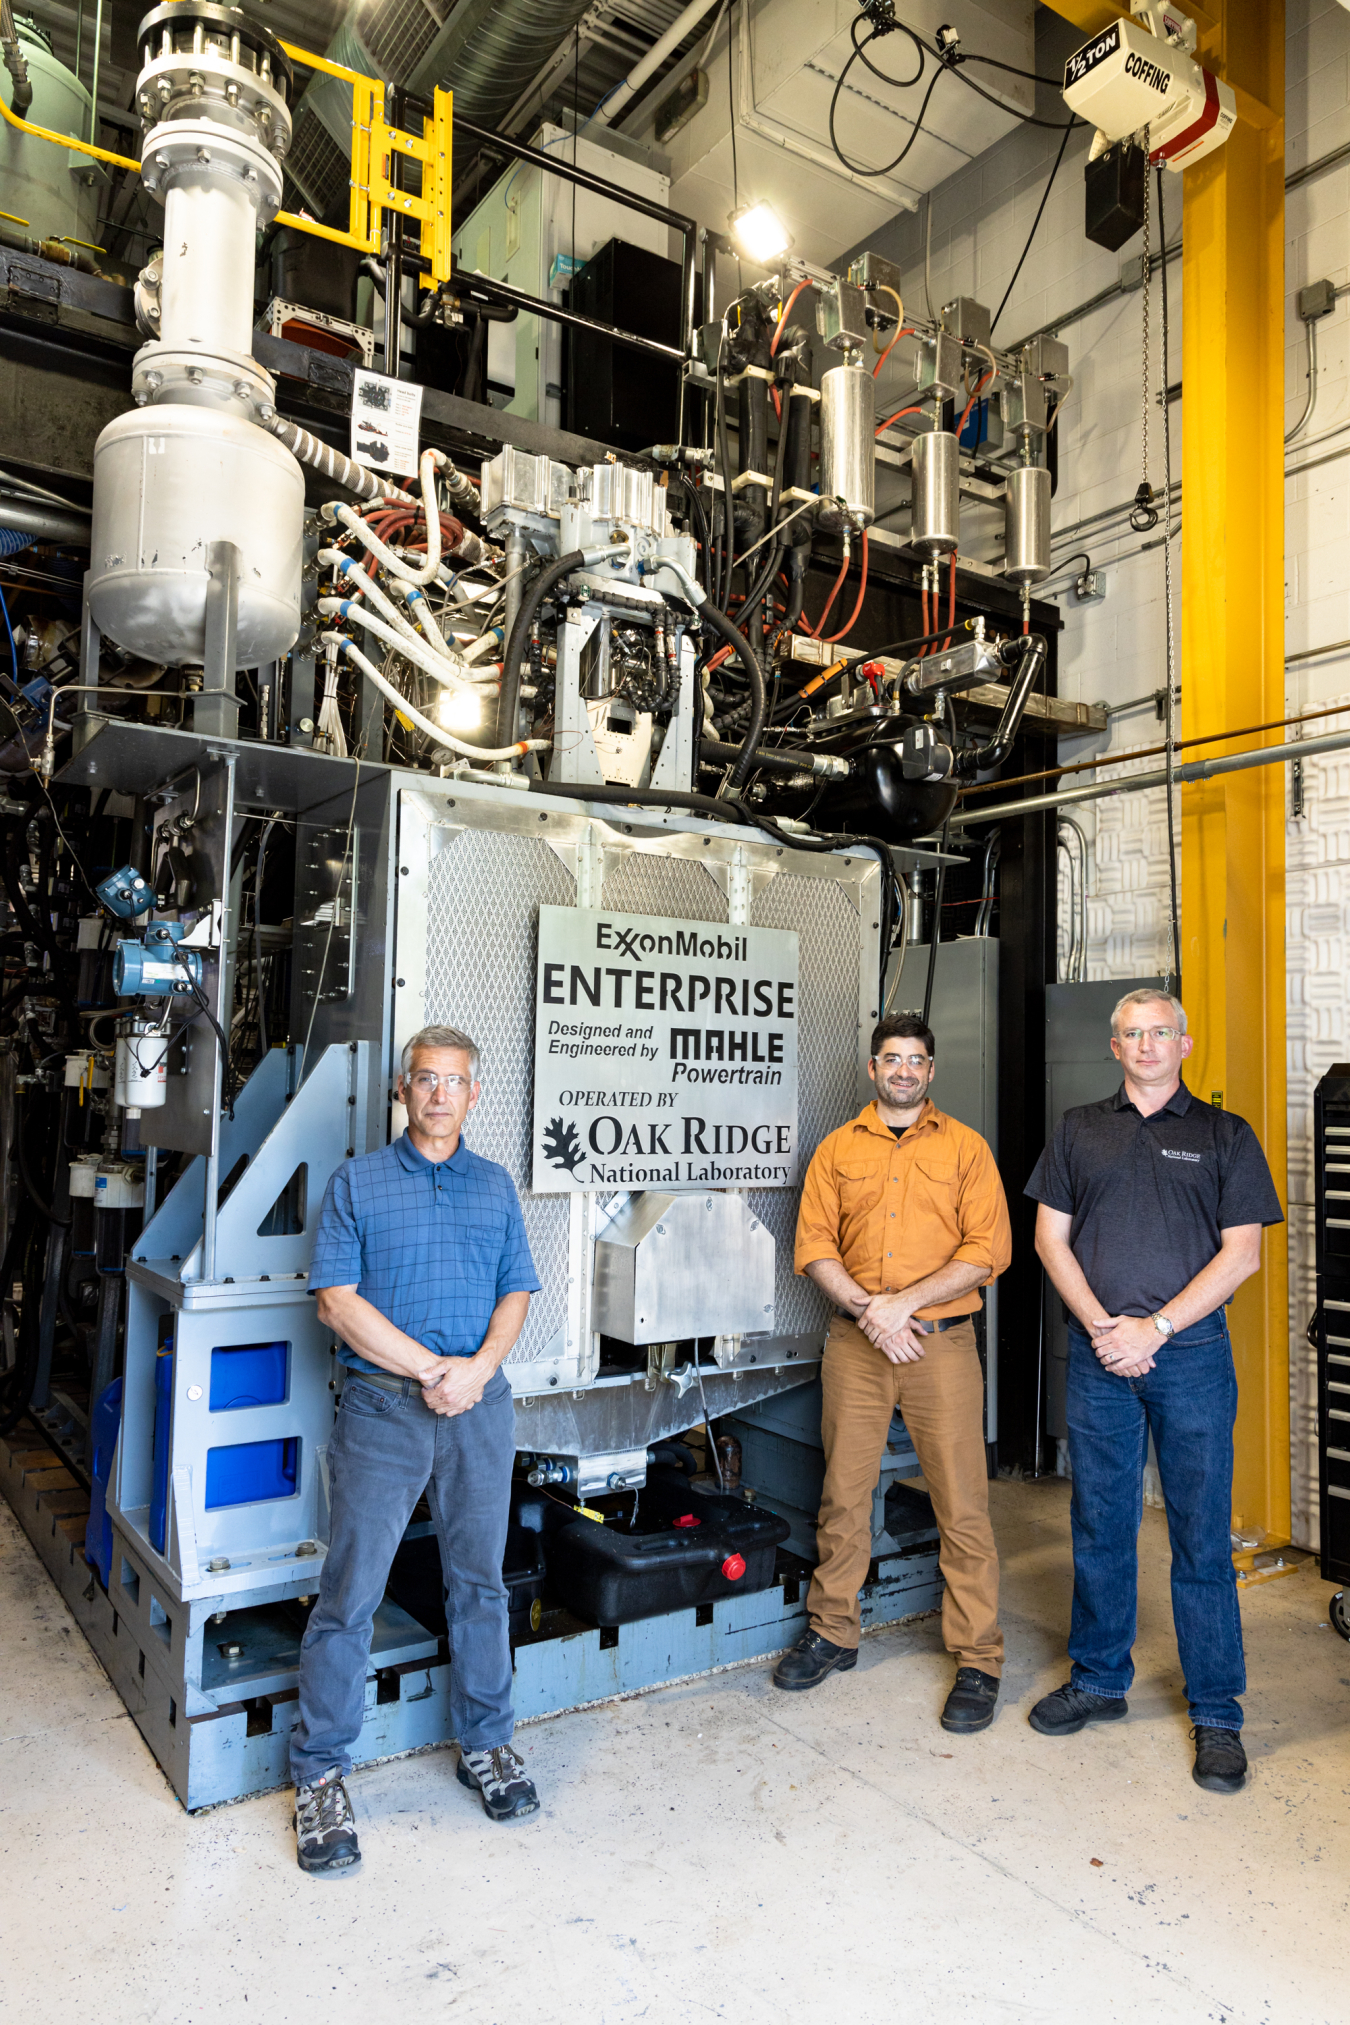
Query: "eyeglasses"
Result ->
[[1118, 1027, 1180, 1043], [875, 1054, 931, 1070], [406, 1071, 473, 1095]]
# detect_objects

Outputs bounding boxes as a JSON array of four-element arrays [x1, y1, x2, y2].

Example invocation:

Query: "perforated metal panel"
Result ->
[[750, 874, 863, 1334], [422, 829, 576, 1366], [601, 851, 729, 923]]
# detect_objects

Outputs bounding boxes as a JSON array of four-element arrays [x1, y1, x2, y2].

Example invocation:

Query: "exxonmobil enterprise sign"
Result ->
[[531, 904, 800, 1192]]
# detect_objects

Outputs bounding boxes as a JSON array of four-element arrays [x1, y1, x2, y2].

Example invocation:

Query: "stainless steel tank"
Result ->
[[911, 431, 959, 557], [1004, 464, 1052, 584], [0, 19, 100, 244], [87, 3, 301, 667], [818, 363, 875, 530], [88, 406, 303, 665]]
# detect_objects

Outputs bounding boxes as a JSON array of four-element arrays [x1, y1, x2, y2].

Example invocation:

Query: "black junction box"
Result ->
[[565, 237, 682, 452], [1085, 141, 1147, 253]]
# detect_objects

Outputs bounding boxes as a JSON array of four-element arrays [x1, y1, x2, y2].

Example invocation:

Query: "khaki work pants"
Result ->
[[806, 1314, 1004, 1672]]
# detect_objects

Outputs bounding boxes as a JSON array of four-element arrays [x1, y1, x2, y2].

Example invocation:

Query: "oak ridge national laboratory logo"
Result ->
[[542, 1116, 585, 1174]]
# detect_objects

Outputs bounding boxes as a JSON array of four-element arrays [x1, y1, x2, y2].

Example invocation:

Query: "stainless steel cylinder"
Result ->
[[1005, 464, 1052, 584], [88, 406, 303, 665], [818, 363, 875, 529], [911, 431, 959, 557]]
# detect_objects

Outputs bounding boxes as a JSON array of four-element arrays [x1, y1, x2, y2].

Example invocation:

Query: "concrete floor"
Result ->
[[3, 1479, 1348, 2025]]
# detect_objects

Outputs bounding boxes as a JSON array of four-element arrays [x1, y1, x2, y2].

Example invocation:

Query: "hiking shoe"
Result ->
[[294, 1767, 361, 1877], [772, 1629, 859, 1690], [457, 1744, 540, 1822], [1029, 1681, 1128, 1736], [941, 1666, 1001, 1733], [1192, 1726, 1247, 1793]]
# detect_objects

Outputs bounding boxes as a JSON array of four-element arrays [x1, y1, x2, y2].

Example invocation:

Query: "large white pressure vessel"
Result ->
[[0, 20, 100, 244], [88, 406, 303, 664]]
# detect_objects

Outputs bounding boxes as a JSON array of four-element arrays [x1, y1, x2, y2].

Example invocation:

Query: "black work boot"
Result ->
[[1191, 1726, 1247, 1793], [772, 1629, 859, 1690], [1029, 1681, 1129, 1735], [941, 1666, 1000, 1733]]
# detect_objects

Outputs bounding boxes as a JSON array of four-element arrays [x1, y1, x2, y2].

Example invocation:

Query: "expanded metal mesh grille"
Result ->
[[423, 829, 575, 1365], [601, 852, 728, 924], [284, 107, 350, 221], [749, 874, 862, 1335], [361, 0, 439, 82]]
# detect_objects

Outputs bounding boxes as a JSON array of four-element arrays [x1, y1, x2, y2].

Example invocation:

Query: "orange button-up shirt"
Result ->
[[794, 1098, 1012, 1319]]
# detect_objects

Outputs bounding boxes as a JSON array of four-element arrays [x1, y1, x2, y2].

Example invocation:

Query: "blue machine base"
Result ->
[[2, 1426, 943, 1812]]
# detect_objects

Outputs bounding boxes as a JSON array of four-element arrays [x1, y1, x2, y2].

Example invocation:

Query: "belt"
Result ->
[[838, 1311, 971, 1332], [339, 1366, 419, 1395]]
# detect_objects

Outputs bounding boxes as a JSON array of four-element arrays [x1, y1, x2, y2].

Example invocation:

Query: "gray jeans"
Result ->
[[290, 1367, 516, 1786]]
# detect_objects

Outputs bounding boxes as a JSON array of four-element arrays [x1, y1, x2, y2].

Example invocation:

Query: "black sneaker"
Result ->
[[1029, 1681, 1129, 1736], [1192, 1725, 1247, 1793], [457, 1744, 540, 1822], [772, 1629, 859, 1691], [941, 1666, 1000, 1733], [294, 1767, 361, 1877]]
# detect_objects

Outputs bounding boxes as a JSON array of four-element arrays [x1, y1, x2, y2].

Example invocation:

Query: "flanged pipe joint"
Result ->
[[87, 3, 304, 667]]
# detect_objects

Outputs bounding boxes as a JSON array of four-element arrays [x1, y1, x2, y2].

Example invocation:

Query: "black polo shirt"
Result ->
[[1025, 1081, 1283, 1317]]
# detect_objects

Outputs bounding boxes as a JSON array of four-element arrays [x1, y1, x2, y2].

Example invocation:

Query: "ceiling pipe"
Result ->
[[586, 0, 722, 130]]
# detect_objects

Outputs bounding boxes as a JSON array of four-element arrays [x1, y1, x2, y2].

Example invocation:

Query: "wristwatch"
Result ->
[[1151, 1312, 1175, 1339]]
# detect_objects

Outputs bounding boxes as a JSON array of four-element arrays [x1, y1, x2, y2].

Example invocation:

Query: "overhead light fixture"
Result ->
[[436, 687, 483, 734], [729, 202, 792, 266]]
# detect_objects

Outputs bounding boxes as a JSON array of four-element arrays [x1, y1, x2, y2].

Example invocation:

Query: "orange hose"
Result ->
[[872, 326, 914, 379], [875, 405, 924, 438], [802, 547, 852, 639], [819, 530, 869, 646], [955, 369, 994, 443]]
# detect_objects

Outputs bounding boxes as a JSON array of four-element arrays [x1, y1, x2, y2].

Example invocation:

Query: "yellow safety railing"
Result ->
[[0, 39, 452, 288]]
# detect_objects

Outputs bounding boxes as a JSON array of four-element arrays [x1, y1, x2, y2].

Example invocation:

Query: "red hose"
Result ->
[[819, 531, 868, 646], [802, 547, 852, 639], [876, 405, 923, 438], [872, 326, 914, 379]]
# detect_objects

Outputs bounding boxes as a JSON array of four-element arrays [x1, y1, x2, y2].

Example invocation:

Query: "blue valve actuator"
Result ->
[[96, 865, 155, 920], [113, 922, 203, 998]]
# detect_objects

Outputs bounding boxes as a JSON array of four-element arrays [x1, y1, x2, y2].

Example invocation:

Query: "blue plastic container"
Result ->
[[209, 1341, 288, 1411], [84, 1377, 123, 1584], [204, 1437, 299, 1508]]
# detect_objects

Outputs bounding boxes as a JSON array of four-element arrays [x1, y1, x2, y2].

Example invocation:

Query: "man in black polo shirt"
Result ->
[[1025, 988, 1283, 1794]]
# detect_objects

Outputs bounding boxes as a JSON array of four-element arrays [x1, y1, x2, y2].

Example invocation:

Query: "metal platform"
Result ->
[[1, 1424, 942, 1812]]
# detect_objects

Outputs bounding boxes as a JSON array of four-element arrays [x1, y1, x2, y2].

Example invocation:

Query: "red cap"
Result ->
[[672, 1513, 701, 1529], [721, 1553, 747, 1580]]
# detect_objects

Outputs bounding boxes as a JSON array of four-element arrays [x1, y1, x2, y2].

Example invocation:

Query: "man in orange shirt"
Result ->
[[775, 1012, 1012, 1732]]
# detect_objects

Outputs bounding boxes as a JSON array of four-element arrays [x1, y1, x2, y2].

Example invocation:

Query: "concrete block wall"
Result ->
[[832, 2, 1350, 1540]]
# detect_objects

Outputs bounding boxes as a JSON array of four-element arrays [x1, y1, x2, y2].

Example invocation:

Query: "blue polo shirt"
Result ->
[[308, 1132, 541, 1374]]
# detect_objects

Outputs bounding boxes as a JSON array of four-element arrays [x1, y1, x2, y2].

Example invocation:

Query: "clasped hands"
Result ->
[[856, 1292, 933, 1365], [413, 1352, 489, 1417], [1087, 1313, 1158, 1379]]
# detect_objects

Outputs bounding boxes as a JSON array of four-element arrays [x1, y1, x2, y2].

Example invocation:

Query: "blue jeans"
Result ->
[[1065, 1314, 1245, 1730], [290, 1368, 516, 1785]]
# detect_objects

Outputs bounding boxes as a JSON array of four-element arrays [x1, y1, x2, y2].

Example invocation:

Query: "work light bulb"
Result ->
[[437, 687, 482, 733], [729, 202, 792, 265]]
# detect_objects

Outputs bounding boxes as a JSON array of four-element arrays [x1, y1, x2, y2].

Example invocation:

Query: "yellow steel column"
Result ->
[[1180, 0, 1289, 1546]]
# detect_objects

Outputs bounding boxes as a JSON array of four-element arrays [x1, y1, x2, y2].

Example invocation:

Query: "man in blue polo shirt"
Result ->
[[289, 1023, 542, 1877], [1025, 989, 1283, 1796]]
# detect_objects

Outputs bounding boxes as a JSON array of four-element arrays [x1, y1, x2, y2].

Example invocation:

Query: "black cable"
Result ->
[[830, 44, 946, 179], [922, 819, 950, 1028], [699, 601, 765, 786], [850, 13, 924, 87], [15, 1090, 71, 1227], [254, 815, 278, 1057], [728, 0, 741, 290], [715, 347, 734, 612], [991, 118, 1076, 333], [498, 547, 585, 747]]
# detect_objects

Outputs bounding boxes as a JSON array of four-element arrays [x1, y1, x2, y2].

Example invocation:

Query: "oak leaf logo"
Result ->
[[542, 1116, 584, 1174]]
